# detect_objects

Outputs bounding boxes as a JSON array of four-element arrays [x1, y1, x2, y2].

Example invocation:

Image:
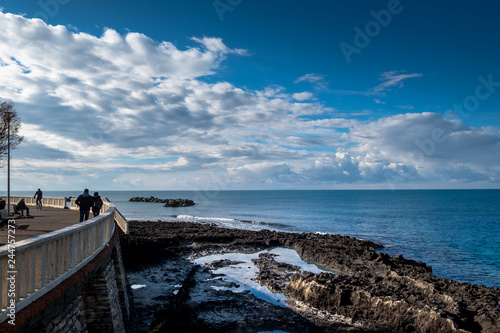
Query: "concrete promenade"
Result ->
[[0, 206, 81, 246]]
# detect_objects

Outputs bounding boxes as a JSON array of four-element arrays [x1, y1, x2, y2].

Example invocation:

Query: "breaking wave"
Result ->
[[175, 215, 289, 228]]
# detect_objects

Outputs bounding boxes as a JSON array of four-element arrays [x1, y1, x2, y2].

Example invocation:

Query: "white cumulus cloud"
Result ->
[[0, 12, 498, 190]]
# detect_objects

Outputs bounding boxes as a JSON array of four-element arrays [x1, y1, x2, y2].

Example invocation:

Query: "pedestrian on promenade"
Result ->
[[34, 188, 43, 209], [92, 192, 103, 217], [75, 189, 93, 222]]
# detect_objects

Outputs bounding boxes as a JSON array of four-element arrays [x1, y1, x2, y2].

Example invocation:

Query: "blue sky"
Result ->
[[0, 0, 499, 190]]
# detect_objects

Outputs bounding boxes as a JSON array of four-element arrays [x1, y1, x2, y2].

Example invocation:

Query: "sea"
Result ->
[[6, 189, 500, 288]]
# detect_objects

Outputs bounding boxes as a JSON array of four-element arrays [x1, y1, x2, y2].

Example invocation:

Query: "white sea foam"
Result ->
[[176, 215, 286, 230], [176, 215, 237, 222]]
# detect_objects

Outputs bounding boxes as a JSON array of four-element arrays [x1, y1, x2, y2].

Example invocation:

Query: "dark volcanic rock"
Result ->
[[121, 221, 500, 333], [252, 252, 302, 293], [163, 198, 195, 207], [129, 196, 166, 203], [146, 263, 336, 333], [128, 196, 195, 207], [204, 259, 245, 270]]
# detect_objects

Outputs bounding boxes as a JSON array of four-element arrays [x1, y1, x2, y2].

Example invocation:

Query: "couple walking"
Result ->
[[75, 189, 103, 222]]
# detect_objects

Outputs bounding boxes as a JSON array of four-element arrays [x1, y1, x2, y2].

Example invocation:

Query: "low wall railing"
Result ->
[[5, 196, 67, 210], [0, 196, 128, 323], [4, 196, 128, 234]]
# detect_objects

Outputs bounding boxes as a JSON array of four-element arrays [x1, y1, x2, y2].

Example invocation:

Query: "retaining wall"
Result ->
[[0, 228, 131, 333], [0, 197, 130, 332]]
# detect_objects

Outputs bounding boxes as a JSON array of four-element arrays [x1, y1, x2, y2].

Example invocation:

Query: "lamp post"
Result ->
[[7, 111, 11, 216]]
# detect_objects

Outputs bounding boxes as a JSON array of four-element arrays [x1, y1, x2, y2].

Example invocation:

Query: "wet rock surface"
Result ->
[[120, 221, 500, 333], [252, 252, 302, 294]]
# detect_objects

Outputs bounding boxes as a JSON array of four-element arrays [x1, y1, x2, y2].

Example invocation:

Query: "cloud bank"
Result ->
[[0, 12, 498, 190]]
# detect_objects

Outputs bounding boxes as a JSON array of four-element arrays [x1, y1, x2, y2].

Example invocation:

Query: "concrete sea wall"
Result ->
[[0, 230, 131, 333]]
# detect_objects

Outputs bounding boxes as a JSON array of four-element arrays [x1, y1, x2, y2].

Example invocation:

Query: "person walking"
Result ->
[[92, 192, 103, 217], [75, 189, 93, 222], [34, 188, 43, 210]]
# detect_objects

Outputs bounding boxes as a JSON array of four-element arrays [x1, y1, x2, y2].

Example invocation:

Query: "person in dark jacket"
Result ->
[[75, 189, 93, 222], [14, 198, 30, 216], [34, 188, 43, 208], [92, 192, 103, 217]]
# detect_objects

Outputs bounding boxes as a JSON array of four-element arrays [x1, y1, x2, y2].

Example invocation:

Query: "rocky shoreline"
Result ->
[[128, 197, 195, 207], [120, 221, 500, 333]]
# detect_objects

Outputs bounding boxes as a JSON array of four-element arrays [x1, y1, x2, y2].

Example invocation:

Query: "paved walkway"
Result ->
[[0, 206, 81, 247]]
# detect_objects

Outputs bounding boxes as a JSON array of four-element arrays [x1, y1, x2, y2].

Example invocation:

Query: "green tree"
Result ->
[[0, 101, 23, 164]]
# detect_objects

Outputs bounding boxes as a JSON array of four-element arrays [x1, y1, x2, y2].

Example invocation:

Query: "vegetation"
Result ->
[[0, 101, 23, 165]]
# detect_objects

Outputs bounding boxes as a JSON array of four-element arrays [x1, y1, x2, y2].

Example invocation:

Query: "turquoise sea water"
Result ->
[[6, 189, 500, 288]]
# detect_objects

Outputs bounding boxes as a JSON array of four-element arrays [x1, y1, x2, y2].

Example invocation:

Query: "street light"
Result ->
[[6, 111, 11, 216]]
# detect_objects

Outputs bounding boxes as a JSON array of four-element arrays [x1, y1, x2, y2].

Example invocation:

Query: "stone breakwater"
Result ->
[[128, 197, 195, 207], [120, 221, 500, 333]]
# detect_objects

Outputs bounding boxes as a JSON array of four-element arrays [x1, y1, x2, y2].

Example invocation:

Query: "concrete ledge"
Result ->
[[0, 228, 119, 332]]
